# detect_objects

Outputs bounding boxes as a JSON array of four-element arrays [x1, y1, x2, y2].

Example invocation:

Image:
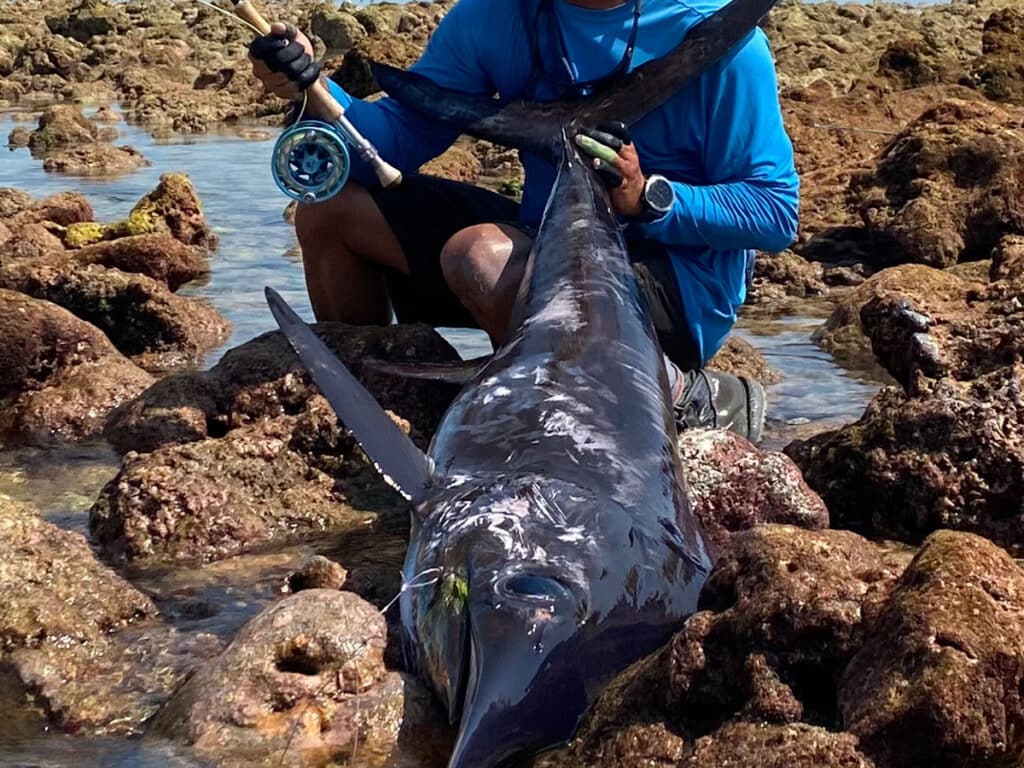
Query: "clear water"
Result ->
[[0, 102, 888, 764]]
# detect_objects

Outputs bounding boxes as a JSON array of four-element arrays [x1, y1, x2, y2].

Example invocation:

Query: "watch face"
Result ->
[[646, 176, 674, 213]]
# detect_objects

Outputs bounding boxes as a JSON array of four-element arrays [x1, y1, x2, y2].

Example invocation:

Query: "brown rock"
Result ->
[[556, 526, 902, 768], [669, 526, 903, 731], [850, 99, 1024, 268], [421, 142, 482, 183], [41, 142, 149, 176], [857, 274, 1024, 389], [89, 413, 376, 563], [750, 249, 828, 302], [0, 494, 213, 736], [330, 35, 426, 98], [0, 187, 32, 217], [27, 104, 115, 154], [1, 221, 66, 261], [785, 365, 1024, 554], [104, 321, 461, 454], [286, 555, 347, 593], [678, 429, 829, 558], [7, 125, 29, 148], [991, 234, 1024, 281], [24, 190, 94, 226], [973, 8, 1024, 104], [0, 494, 156, 650], [841, 531, 1024, 768], [708, 336, 781, 385], [72, 234, 208, 290], [0, 289, 154, 446], [0, 262, 230, 372], [683, 723, 874, 768], [124, 172, 218, 250], [149, 589, 451, 767], [812, 264, 973, 365]]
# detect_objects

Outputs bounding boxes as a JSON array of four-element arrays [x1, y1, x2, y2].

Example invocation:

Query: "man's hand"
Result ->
[[249, 22, 320, 100], [574, 121, 645, 217]]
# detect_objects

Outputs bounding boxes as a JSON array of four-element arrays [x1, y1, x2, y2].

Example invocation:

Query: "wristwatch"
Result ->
[[637, 174, 674, 221]]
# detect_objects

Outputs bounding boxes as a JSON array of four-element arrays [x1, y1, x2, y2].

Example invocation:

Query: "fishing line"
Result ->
[[188, 0, 311, 124], [274, 565, 444, 766]]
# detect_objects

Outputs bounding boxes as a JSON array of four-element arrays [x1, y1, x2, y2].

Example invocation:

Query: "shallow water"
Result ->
[[0, 103, 889, 765]]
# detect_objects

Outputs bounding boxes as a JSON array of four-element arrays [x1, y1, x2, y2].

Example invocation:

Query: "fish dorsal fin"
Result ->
[[370, 0, 779, 157], [264, 287, 433, 504], [363, 355, 491, 385]]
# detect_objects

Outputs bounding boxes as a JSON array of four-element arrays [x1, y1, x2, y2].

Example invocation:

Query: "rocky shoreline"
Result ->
[[3, 0, 1024, 765]]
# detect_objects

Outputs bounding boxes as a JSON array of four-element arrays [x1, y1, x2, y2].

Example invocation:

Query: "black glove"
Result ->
[[575, 121, 633, 189], [249, 23, 321, 91]]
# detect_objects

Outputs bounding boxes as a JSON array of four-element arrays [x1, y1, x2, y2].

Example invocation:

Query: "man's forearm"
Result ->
[[634, 178, 799, 254]]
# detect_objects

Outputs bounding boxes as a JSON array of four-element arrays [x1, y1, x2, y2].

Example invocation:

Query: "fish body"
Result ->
[[263, 0, 778, 762]]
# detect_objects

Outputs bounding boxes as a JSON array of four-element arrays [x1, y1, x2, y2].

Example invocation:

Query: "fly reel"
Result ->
[[271, 122, 350, 203]]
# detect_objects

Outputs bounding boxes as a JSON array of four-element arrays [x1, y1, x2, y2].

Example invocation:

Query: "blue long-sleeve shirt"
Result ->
[[323, 0, 799, 364]]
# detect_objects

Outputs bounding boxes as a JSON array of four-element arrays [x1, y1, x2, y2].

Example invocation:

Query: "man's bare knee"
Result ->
[[439, 224, 513, 299], [294, 183, 367, 246]]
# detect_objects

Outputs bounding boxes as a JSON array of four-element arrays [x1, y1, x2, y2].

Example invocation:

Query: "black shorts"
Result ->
[[367, 173, 702, 370]]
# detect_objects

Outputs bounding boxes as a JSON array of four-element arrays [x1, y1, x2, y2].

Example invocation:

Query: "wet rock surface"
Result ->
[[0, 262, 230, 372], [541, 525, 905, 767], [678, 429, 829, 558], [841, 531, 1024, 768], [89, 411, 378, 563], [786, 364, 1024, 555], [0, 494, 217, 736], [104, 321, 462, 455], [0, 289, 154, 446], [150, 589, 451, 768]]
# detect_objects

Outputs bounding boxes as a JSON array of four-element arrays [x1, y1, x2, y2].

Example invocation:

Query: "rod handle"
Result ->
[[232, 0, 272, 34]]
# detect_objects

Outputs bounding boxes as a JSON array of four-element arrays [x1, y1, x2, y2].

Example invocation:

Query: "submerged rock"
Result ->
[[786, 365, 1024, 554], [0, 495, 155, 650], [678, 429, 829, 558], [841, 531, 1024, 768], [0, 289, 154, 446], [0, 495, 212, 736], [41, 142, 149, 176], [150, 589, 451, 767]]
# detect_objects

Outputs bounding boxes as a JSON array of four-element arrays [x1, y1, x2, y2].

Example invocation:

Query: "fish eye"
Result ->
[[498, 574, 573, 604]]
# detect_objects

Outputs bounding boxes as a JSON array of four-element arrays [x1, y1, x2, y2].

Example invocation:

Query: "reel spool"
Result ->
[[271, 122, 350, 203]]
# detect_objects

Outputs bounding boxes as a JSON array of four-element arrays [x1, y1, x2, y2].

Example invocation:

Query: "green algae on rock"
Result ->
[[63, 173, 217, 250]]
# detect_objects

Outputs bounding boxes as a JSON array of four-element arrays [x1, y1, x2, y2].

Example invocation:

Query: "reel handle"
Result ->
[[232, 0, 403, 189]]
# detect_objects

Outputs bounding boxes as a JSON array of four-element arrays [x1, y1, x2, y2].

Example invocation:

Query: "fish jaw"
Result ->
[[446, 593, 584, 768]]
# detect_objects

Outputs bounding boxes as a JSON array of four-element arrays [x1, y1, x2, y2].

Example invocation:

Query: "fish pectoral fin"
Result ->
[[363, 355, 492, 386], [264, 287, 433, 505]]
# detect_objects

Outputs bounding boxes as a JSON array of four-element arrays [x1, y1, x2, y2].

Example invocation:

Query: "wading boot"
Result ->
[[666, 358, 767, 442]]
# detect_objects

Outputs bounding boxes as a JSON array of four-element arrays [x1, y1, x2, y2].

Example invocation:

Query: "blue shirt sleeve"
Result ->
[[320, 0, 496, 187], [634, 28, 799, 254]]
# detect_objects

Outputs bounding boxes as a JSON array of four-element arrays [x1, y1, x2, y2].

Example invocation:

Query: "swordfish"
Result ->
[[263, 0, 777, 763]]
